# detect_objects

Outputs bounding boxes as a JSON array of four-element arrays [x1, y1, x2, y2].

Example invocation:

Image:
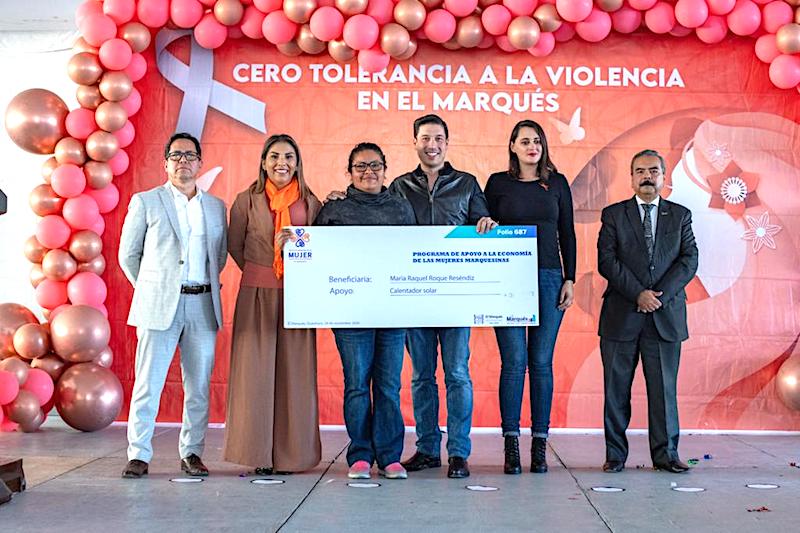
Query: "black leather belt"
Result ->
[[180, 284, 211, 294]]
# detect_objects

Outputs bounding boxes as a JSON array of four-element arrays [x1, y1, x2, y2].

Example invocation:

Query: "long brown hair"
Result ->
[[252, 134, 313, 200], [508, 120, 558, 183]]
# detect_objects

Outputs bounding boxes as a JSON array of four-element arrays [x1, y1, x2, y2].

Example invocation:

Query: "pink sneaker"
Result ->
[[379, 462, 408, 480], [348, 460, 371, 479]]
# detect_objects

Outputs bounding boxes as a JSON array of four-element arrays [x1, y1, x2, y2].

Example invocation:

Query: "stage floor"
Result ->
[[1, 419, 798, 532]]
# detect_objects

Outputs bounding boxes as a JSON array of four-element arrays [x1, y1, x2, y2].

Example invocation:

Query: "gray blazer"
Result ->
[[118, 185, 227, 331]]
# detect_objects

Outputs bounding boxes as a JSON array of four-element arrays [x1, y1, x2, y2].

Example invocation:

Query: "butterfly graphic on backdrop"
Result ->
[[550, 107, 586, 145], [196, 166, 223, 192]]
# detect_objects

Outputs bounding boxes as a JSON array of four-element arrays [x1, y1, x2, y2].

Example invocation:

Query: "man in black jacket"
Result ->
[[597, 149, 698, 474]]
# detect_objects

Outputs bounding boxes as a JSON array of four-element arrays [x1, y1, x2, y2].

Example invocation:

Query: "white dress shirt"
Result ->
[[635, 195, 660, 239], [165, 182, 209, 285]]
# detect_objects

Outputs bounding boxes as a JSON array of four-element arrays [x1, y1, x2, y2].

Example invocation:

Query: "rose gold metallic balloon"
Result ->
[[92, 346, 113, 368], [29, 184, 66, 217], [4, 89, 69, 155], [55, 137, 87, 166], [6, 389, 39, 424], [277, 41, 304, 56], [776, 23, 800, 54], [777, 356, 800, 410], [533, 4, 562, 33], [394, 0, 427, 31], [77, 255, 107, 276], [42, 249, 78, 282], [19, 408, 45, 433], [42, 157, 59, 183], [120, 22, 152, 53], [55, 363, 123, 432], [796, 7, 800, 25], [284, 0, 318, 23], [69, 230, 103, 262], [67, 53, 104, 86], [50, 305, 110, 361], [31, 354, 67, 382], [76, 84, 104, 110], [336, 0, 368, 15], [297, 24, 327, 54], [24, 236, 48, 264], [328, 39, 356, 62], [789, 0, 800, 6], [30, 264, 46, 289], [85, 130, 120, 162], [12, 323, 50, 360], [0, 304, 38, 358], [456, 15, 484, 48], [73, 37, 99, 54], [83, 161, 113, 189], [421, 0, 442, 8], [95, 101, 128, 132], [98, 71, 133, 102], [381, 23, 411, 57], [214, 0, 245, 25], [442, 36, 461, 50], [0, 356, 30, 384], [396, 36, 418, 60], [508, 16, 540, 50], [597, 0, 623, 11], [479, 0, 500, 7]]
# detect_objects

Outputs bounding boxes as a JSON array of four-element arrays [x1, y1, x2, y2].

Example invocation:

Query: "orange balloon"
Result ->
[[456, 15, 484, 48], [394, 0, 427, 31], [533, 4, 562, 33], [31, 354, 67, 382], [29, 184, 66, 217], [328, 39, 356, 62], [4, 89, 69, 155], [83, 161, 114, 189], [24, 236, 48, 264], [776, 23, 800, 54], [507, 16, 540, 50], [42, 249, 78, 282], [381, 23, 412, 57], [0, 304, 38, 358], [277, 41, 304, 57], [284, 0, 318, 23], [55, 137, 87, 166], [297, 24, 327, 54], [76, 85, 104, 110], [120, 22, 152, 53], [214, 0, 245, 26], [95, 101, 128, 132], [98, 71, 133, 102], [30, 264, 46, 289], [42, 156, 59, 183], [0, 356, 30, 384], [67, 53, 103, 85], [13, 324, 50, 360], [55, 363, 123, 432], [85, 130, 120, 162], [336, 0, 368, 15]]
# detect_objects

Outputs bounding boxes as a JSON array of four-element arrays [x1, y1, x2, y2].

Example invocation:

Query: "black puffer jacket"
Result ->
[[315, 185, 416, 226], [388, 162, 490, 225]]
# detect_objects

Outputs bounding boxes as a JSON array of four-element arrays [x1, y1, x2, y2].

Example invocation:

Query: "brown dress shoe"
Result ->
[[122, 459, 149, 479], [181, 454, 209, 477], [602, 461, 625, 473]]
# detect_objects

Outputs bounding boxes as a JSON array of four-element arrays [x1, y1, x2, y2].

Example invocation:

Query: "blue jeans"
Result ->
[[406, 327, 472, 458], [494, 268, 565, 438], [333, 328, 406, 468]]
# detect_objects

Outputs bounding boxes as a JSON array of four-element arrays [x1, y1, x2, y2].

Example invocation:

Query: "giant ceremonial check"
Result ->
[[283, 226, 539, 329]]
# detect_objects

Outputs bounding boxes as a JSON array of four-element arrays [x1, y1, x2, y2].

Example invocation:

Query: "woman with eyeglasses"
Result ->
[[484, 120, 576, 475], [314, 142, 416, 480], [223, 134, 322, 475]]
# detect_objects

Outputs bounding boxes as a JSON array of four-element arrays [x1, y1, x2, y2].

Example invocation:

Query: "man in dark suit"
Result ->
[[597, 149, 698, 474]]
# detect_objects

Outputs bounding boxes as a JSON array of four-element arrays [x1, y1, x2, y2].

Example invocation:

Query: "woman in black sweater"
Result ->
[[484, 120, 576, 475]]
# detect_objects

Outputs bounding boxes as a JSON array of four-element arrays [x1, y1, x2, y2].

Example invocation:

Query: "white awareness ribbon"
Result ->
[[155, 29, 267, 139]]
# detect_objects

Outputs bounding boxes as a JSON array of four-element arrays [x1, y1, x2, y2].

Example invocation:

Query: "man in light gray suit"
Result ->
[[119, 133, 227, 479]]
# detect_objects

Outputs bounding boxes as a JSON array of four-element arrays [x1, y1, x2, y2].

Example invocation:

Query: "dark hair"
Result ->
[[253, 134, 312, 199], [164, 132, 201, 159], [347, 142, 387, 172], [508, 120, 557, 182], [630, 149, 666, 174], [413, 114, 449, 140]]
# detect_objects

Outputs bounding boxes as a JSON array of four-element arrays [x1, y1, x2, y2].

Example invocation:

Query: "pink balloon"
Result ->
[[0, 419, 19, 432], [114, 120, 135, 148], [628, 0, 657, 9], [708, 0, 735, 15], [528, 31, 555, 56], [0, 370, 19, 405], [36, 279, 69, 309], [695, 14, 728, 42], [310, 6, 345, 41], [108, 148, 130, 175], [446, 0, 480, 18], [424, 10, 457, 43], [120, 87, 142, 117], [254, 0, 283, 12], [502, 0, 535, 17], [63, 194, 101, 230], [85, 184, 120, 214], [556, 0, 592, 22], [478, 33, 495, 48], [644, 2, 676, 33], [79, 13, 117, 46], [171, 0, 204, 28], [761, 1, 793, 34], [124, 53, 147, 82], [103, 0, 136, 25], [367, 0, 395, 25], [769, 54, 800, 89], [495, 35, 518, 52], [22, 368, 54, 406], [576, 8, 612, 41], [553, 20, 576, 41], [262, 11, 298, 44], [482, 5, 513, 36], [727, 0, 760, 36], [51, 164, 87, 198], [195, 13, 229, 48], [36, 215, 72, 250], [89, 215, 106, 237], [99, 39, 133, 70], [241, 6, 267, 38], [137, 0, 170, 28], [755, 33, 780, 63], [611, 6, 642, 33], [670, 23, 694, 36], [76, 0, 104, 28], [674, 0, 709, 28], [65, 108, 98, 141], [68, 272, 107, 306], [358, 47, 391, 73], [343, 14, 380, 50]]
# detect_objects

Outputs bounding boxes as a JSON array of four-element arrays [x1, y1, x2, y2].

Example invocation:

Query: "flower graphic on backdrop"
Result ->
[[706, 161, 760, 219], [705, 142, 733, 171], [741, 211, 782, 254]]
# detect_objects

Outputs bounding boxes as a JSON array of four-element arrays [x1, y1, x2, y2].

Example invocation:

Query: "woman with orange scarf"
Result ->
[[223, 134, 322, 474]]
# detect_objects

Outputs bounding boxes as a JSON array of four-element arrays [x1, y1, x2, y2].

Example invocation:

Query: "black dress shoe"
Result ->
[[401, 451, 441, 472], [503, 436, 522, 475], [180, 454, 209, 477], [254, 466, 273, 476], [654, 460, 690, 473], [447, 457, 470, 478], [530, 437, 548, 473], [602, 461, 625, 473], [122, 459, 149, 479]]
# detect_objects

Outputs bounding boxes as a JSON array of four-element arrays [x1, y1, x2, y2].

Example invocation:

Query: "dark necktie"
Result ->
[[642, 203, 654, 261]]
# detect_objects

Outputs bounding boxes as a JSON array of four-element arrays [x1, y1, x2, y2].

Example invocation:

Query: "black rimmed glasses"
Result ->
[[351, 161, 384, 173], [167, 151, 200, 162]]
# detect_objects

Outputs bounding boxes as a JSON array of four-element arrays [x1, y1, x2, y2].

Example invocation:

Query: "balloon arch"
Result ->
[[2, 0, 800, 433]]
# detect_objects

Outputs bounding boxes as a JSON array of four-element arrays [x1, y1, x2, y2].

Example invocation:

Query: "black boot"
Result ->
[[504, 436, 522, 474], [531, 437, 548, 473]]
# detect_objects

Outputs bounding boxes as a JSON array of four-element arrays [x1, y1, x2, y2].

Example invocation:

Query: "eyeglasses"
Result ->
[[351, 161, 385, 173], [167, 151, 200, 162]]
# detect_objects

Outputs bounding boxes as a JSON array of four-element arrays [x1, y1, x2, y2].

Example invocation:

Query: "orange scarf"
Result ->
[[266, 178, 300, 279]]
